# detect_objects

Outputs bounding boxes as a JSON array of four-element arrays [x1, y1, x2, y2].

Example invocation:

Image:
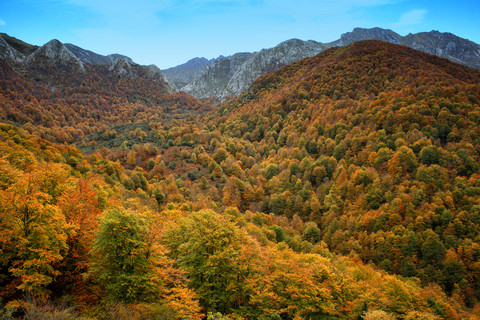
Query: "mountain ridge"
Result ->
[[173, 27, 480, 101], [64, 43, 133, 65], [0, 34, 177, 93]]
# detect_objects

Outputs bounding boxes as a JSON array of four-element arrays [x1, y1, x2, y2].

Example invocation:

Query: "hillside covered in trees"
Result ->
[[1, 40, 480, 319]]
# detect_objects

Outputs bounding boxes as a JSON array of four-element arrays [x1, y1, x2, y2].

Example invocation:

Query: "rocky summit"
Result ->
[[25, 39, 85, 72]]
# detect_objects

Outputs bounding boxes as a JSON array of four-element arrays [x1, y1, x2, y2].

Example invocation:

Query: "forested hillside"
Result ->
[[1, 40, 480, 319]]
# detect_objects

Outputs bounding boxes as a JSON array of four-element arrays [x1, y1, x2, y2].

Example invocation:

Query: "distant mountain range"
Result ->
[[162, 57, 215, 89], [166, 27, 480, 101], [0, 33, 176, 93], [2, 28, 480, 102]]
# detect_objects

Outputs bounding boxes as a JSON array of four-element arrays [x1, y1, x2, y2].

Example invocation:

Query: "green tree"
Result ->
[[302, 222, 321, 244], [163, 210, 258, 314], [89, 207, 161, 303], [421, 231, 446, 266]]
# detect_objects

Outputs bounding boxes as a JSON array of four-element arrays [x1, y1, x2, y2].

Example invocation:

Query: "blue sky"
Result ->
[[1, 0, 479, 69]]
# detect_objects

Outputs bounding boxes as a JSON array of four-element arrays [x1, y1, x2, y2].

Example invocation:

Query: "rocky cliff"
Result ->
[[162, 57, 214, 89]]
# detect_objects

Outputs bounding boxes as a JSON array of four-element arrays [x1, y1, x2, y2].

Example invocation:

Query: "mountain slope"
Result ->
[[182, 52, 253, 99], [25, 39, 86, 72], [0, 34, 26, 62], [182, 39, 328, 100], [0, 37, 203, 144], [0, 34, 177, 93], [338, 27, 480, 69], [1, 36, 480, 317], [0, 32, 38, 56], [211, 40, 480, 299], [179, 27, 480, 100]]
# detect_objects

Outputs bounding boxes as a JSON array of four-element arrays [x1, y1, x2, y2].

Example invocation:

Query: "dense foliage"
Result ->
[[1, 40, 480, 319]]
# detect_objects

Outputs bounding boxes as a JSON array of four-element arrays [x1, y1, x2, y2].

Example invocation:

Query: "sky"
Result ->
[[1, 0, 479, 69]]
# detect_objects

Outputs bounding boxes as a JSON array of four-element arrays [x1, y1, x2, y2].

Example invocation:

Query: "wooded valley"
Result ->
[[1, 40, 480, 319]]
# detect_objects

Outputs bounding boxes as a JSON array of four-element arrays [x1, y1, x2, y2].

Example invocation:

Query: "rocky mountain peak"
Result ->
[[107, 58, 177, 93], [145, 64, 178, 93], [182, 52, 253, 99], [25, 39, 85, 72], [0, 34, 25, 62], [402, 31, 480, 68]]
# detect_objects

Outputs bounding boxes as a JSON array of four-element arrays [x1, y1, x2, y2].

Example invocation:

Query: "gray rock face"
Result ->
[[0, 34, 25, 62], [25, 39, 85, 72], [65, 43, 133, 65], [180, 28, 480, 101], [145, 64, 177, 94], [108, 57, 134, 76], [338, 27, 403, 45], [182, 39, 330, 100], [182, 52, 253, 99], [402, 31, 480, 69], [0, 33, 38, 57], [162, 57, 214, 89], [338, 28, 480, 69], [223, 39, 328, 100], [108, 58, 177, 94]]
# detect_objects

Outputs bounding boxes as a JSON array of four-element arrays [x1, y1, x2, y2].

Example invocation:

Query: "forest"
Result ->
[[1, 40, 480, 319]]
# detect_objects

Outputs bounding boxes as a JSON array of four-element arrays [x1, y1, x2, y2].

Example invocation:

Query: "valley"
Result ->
[[0, 31, 480, 319]]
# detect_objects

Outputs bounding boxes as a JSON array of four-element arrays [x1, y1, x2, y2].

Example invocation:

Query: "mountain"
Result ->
[[108, 57, 177, 93], [0, 33, 26, 62], [0, 34, 177, 95], [24, 39, 86, 72], [337, 27, 480, 69], [215, 40, 480, 300], [179, 27, 480, 100], [65, 43, 133, 65], [336, 27, 403, 45], [0, 33, 39, 56], [0, 37, 199, 144], [1, 39, 479, 319], [182, 52, 254, 99], [162, 57, 214, 88], [1, 32, 480, 318], [0, 33, 134, 66], [182, 39, 329, 101]]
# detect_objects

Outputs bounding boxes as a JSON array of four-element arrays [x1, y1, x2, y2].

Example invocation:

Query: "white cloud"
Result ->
[[393, 9, 427, 27], [0, 19, 6, 26]]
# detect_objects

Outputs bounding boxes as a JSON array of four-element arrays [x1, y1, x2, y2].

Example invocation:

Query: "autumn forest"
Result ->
[[1, 40, 480, 319]]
